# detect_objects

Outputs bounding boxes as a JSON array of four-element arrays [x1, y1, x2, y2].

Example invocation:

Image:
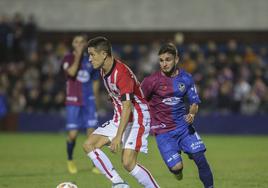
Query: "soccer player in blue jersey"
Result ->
[[141, 43, 214, 188], [62, 35, 100, 174]]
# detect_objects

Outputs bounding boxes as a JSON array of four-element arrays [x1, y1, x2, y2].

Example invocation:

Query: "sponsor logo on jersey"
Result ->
[[151, 123, 167, 129], [178, 82, 185, 92], [66, 96, 78, 102], [162, 97, 182, 105]]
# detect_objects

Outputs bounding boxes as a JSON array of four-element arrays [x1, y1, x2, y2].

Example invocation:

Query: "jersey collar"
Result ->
[[104, 59, 116, 78]]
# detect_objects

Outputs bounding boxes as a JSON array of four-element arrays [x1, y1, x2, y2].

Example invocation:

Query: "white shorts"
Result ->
[[93, 119, 150, 153]]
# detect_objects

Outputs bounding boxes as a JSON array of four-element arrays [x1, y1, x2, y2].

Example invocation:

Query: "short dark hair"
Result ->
[[158, 43, 177, 57], [87, 36, 112, 56], [73, 34, 88, 41]]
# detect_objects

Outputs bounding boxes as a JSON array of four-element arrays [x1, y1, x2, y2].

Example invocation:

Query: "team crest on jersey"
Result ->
[[76, 70, 90, 83], [178, 83, 185, 92]]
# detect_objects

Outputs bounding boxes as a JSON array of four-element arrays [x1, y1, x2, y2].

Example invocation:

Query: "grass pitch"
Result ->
[[0, 133, 268, 188]]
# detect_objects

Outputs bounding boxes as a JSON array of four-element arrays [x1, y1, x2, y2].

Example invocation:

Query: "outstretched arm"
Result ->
[[141, 76, 154, 101], [93, 80, 100, 109], [66, 47, 83, 77]]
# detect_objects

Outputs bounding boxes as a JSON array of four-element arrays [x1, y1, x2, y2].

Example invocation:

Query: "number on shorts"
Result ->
[[101, 121, 110, 128]]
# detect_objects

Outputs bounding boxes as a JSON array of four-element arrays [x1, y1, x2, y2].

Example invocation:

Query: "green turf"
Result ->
[[0, 133, 268, 188]]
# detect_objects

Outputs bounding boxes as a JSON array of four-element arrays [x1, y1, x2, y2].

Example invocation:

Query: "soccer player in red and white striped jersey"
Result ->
[[83, 37, 160, 188]]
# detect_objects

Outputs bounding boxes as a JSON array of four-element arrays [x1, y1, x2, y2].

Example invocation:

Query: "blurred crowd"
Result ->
[[0, 13, 267, 116], [115, 40, 268, 115], [0, 13, 65, 115]]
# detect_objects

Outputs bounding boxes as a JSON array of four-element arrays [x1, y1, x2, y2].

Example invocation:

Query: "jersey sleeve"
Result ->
[[141, 76, 155, 101], [186, 76, 201, 104], [117, 68, 135, 101]]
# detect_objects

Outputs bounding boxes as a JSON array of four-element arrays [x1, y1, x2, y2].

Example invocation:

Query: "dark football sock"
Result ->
[[192, 152, 214, 188], [67, 140, 76, 160]]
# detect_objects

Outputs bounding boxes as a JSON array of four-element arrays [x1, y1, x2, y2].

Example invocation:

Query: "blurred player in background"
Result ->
[[141, 43, 214, 188], [83, 36, 160, 188], [62, 35, 100, 174]]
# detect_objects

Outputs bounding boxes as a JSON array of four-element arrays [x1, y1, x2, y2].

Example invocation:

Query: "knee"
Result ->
[[67, 134, 77, 141], [190, 152, 206, 163], [191, 152, 211, 169], [170, 162, 183, 174], [122, 158, 136, 172], [83, 140, 95, 153]]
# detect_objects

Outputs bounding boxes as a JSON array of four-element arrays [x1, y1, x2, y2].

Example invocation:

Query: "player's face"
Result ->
[[72, 36, 87, 51], [88, 47, 107, 69], [159, 53, 178, 74]]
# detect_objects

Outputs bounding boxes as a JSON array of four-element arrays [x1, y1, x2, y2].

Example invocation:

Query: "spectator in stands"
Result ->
[[233, 78, 251, 112], [241, 90, 261, 115]]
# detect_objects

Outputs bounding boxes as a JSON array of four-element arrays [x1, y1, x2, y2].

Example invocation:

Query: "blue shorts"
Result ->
[[66, 105, 98, 130], [156, 126, 206, 168]]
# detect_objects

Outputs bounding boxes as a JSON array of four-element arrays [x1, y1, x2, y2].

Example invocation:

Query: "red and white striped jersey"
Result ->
[[100, 59, 150, 126]]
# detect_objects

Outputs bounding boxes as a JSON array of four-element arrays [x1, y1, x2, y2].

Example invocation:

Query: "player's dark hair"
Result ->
[[73, 34, 88, 42], [87, 36, 112, 56], [158, 43, 177, 57]]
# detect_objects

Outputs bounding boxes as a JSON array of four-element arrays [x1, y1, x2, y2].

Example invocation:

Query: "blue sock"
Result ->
[[67, 140, 76, 160], [192, 152, 214, 188]]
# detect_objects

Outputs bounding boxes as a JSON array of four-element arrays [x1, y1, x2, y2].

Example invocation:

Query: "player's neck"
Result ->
[[162, 68, 179, 77], [102, 56, 114, 75]]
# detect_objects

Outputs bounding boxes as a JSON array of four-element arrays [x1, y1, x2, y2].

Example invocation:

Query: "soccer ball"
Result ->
[[112, 182, 130, 188], [56, 182, 78, 188]]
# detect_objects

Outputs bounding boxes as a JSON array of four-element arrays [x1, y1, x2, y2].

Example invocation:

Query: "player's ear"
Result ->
[[71, 41, 75, 49], [102, 51, 108, 60], [175, 55, 179, 64]]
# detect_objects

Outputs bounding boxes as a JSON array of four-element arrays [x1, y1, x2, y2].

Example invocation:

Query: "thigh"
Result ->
[[81, 104, 98, 129], [123, 105, 151, 153], [66, 106, 80, 130], [93, 120, 117, 142], [84, 133, 111, 149], [122, 121, 150, 154], [156, 131, 182, 168], [180, 129, 206, 155]]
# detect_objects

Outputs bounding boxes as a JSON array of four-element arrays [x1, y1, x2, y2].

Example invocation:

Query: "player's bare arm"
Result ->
[[67, 46, 83, 77], [93, 80, 100, 109], [110, 100, 132, 153], [185, 103, 199, 124]]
